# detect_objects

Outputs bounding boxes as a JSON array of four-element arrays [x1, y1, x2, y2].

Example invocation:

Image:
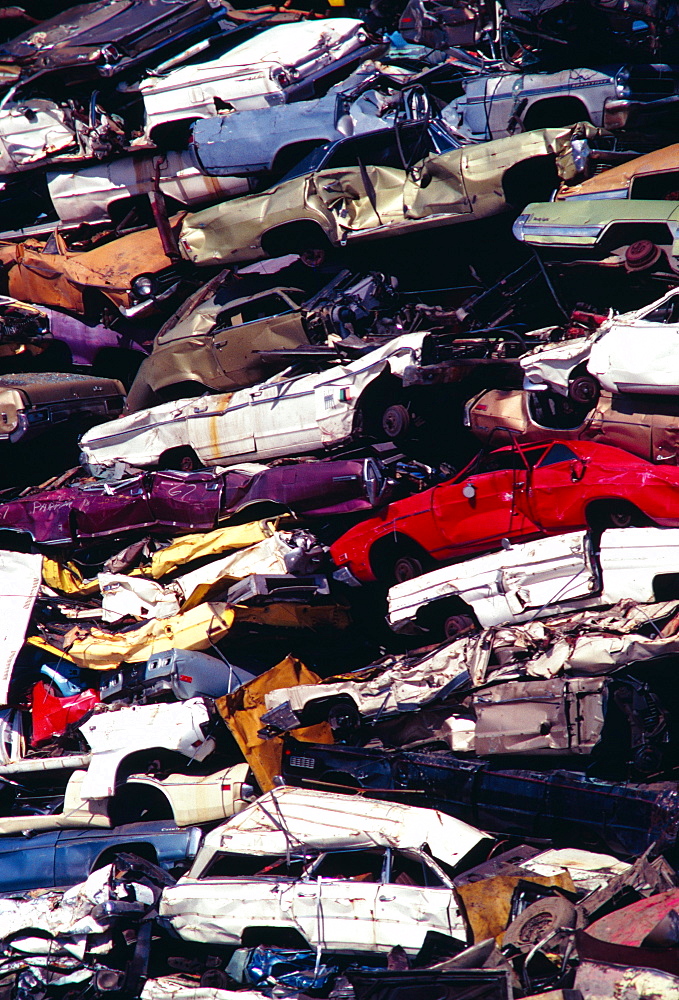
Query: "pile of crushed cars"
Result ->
[[4, 0, 679, 998]]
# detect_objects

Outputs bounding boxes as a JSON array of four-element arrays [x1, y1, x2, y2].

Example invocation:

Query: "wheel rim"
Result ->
[[394, 555, 423, 583], [382, 404, 409, 439]]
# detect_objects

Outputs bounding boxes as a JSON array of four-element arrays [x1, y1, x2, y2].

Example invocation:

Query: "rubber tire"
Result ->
[[393, 553, 424, 584], [599, 501, 636, 529], [443, 614, 476, 640], [569, 374, 599, 405], [382, 403, 411, 440], [503, 897, 577, 954], [327, 701, 360, 734]]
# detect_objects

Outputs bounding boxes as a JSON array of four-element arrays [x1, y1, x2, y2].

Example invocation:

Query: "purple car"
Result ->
[[0, 457, 394, 546]]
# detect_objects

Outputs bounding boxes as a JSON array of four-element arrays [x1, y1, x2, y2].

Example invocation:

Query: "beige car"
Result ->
[[126, 277, 308, 411], [122, 763, 254, 826], [465, 387, 679, 464], [178, 123, 574, 266]]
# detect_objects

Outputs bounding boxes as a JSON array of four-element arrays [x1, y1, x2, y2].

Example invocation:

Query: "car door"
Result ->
[[0, 830, 59, 891], [71, 476, 155, 540], [291, 849, 381, 951], [211, 290, 308, 387], [373, 849, 462, 954], [430, 448, 545, 559], [519, 442, 590, 529], [590, 292, 679, 393], [148, 471, 223, 531]]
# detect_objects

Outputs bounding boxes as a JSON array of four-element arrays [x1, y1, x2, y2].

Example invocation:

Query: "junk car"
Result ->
[[177, 124, 572, 266], [464, 386, 679, 464], [329, 439, 679, 584], [159, 787, 488, 955], [0, 457, 393, 545], [280, 739, 679, 857]]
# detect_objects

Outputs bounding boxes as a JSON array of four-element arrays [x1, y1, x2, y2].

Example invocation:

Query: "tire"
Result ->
[[326, 701, 361, 737], [503, 897, 576, 954], [381, 403, 411, 440], [443, 614, 476, 641], [393, 553, 425, 583], [158, 446, 202, 472], [588, 500, 643, 531], [568, 374, 599, 405]]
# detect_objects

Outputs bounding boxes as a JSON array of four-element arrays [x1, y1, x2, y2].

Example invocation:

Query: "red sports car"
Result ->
[[330, 439, 679, 584]]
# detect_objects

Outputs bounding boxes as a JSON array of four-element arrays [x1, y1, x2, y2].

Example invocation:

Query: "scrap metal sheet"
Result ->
[[0, 550, 42, 705]]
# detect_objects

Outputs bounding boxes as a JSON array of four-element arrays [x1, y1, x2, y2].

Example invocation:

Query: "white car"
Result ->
[[134, 19, 374, 145], [0, 20, 374, 178], [387, 526, 679, 636], [521, 287, 679, 401], [444, 67, 629, 141], [80, 332, 429, 473], [159, 786, 488, 954]]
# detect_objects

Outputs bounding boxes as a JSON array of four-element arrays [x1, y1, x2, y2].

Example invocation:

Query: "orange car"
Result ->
[[0, 221, 188, 323]]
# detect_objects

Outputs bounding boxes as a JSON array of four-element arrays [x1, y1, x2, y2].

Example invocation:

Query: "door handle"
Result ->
[[378, 894, 396, 902], [297, 892, 318, 898]]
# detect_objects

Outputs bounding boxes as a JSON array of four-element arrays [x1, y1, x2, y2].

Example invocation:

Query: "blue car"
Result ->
[[0, 821, 202, 893]]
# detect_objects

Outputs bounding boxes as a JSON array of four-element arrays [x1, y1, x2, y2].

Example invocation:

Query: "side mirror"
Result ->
[[462, 482, 476, 500], [570, 459, 586, 482]]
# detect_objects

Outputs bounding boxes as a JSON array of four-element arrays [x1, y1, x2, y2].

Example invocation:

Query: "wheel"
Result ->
[[588, 500, 641, 531], [443, 614, 475, 640], [381, 403, 411, 440], [327, 701, 360, 735], [158, 446, 202, 471], [201, 970, 232, 990], [393, 553, 424, 583], [568, 374, 599, 405]]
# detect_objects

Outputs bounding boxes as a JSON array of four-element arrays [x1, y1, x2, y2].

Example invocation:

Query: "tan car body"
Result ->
[[124, 763, 252, 827], [0, 371, 124, 443], [556, 142, 679, 201], [179, 127, 570, 266], [126, 274, 308, 410], [0, 224, 179, 317], [466, 387, 679, 463]]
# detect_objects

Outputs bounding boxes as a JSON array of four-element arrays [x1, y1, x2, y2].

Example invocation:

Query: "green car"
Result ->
[[513, 198, 679, 263]]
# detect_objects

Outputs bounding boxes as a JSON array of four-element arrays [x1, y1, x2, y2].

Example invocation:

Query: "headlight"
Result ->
[[132, 275, 155, 299], [615, 68, 631, 99]]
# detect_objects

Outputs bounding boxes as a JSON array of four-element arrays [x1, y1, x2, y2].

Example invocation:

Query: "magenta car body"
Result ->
[[0, 457, 392, 546]]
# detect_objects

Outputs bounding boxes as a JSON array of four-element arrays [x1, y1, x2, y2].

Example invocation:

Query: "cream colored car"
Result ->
[[179, 124, 572, 266]]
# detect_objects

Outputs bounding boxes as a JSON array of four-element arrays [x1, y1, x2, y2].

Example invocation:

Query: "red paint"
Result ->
[[330, 439, 679, 581]]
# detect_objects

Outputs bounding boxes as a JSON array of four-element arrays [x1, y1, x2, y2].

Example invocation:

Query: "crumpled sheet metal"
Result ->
[[40, 520, 277, 598], [457, 872, 574, 943], [175, 531, 318, 609], [195, 785, 489, 872], [62, 602, 235, 669], [142, 979, 270, 1000], [574, 960, 679, 1000], [0, 224, 175, 314], [487, 600, 679, 681], [263, 639, 480, 722], [217, 656, 334, 792], [0, 864, 112, 967], [0, 550, 41, 705], [473, 676, 606, 755], [79, 697, 216, 799], [139, 521, 274, 581], [99, 573, 182, 623]]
